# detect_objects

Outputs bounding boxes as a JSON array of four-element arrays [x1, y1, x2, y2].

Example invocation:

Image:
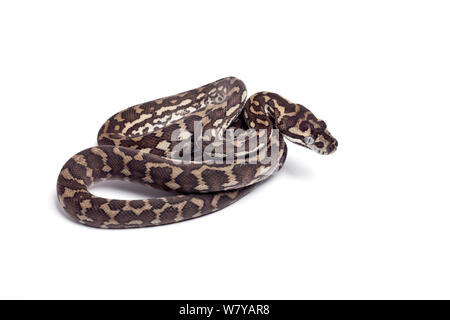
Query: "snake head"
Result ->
[[257, 92, 337, 155], [282, 116, 338, 155]]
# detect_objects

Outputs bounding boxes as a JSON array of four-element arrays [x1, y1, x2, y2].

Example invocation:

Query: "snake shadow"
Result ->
[[237, 157, 313, 207], [276, 154, 314, 180]]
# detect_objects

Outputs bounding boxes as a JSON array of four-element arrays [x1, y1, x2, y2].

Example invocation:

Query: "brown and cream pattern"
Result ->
[[57, 77, 337, 228]]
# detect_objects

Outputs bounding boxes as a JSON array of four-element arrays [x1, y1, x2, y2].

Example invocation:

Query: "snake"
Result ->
[[56, 77, 337, 228]]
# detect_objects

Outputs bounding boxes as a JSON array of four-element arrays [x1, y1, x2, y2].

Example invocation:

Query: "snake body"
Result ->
[[57, 77, 337, 228]]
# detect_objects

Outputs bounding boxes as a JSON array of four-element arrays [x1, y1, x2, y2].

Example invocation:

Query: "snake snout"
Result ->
[[326, 140, 338, 154]]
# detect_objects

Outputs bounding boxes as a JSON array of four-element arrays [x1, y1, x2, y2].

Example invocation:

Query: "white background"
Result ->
[[1, 0, 449, 299]]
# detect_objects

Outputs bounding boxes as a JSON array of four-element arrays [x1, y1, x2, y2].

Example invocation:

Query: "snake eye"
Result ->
[[304, 136, 315, 145]]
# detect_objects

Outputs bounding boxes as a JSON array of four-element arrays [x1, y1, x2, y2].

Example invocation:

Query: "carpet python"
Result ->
[[57, 77, 337, 228]]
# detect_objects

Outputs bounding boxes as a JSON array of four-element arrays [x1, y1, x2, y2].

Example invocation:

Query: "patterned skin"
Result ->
[[57, 77, 337, 228]]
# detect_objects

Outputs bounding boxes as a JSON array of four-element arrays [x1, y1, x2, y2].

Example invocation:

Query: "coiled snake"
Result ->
[[57, 77, 337, 228]]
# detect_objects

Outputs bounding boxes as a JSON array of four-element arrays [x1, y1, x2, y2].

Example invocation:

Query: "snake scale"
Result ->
[[57, 77, 337, 228]]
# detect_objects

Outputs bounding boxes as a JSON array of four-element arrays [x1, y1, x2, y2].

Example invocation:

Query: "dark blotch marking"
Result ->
[[202, 169, 229, 191]]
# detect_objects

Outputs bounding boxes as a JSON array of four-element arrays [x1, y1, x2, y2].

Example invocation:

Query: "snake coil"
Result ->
[[57, 77, 337, 228]]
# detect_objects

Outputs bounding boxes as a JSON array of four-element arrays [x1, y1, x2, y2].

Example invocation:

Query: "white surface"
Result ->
[[1, 0, 449, 299]]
